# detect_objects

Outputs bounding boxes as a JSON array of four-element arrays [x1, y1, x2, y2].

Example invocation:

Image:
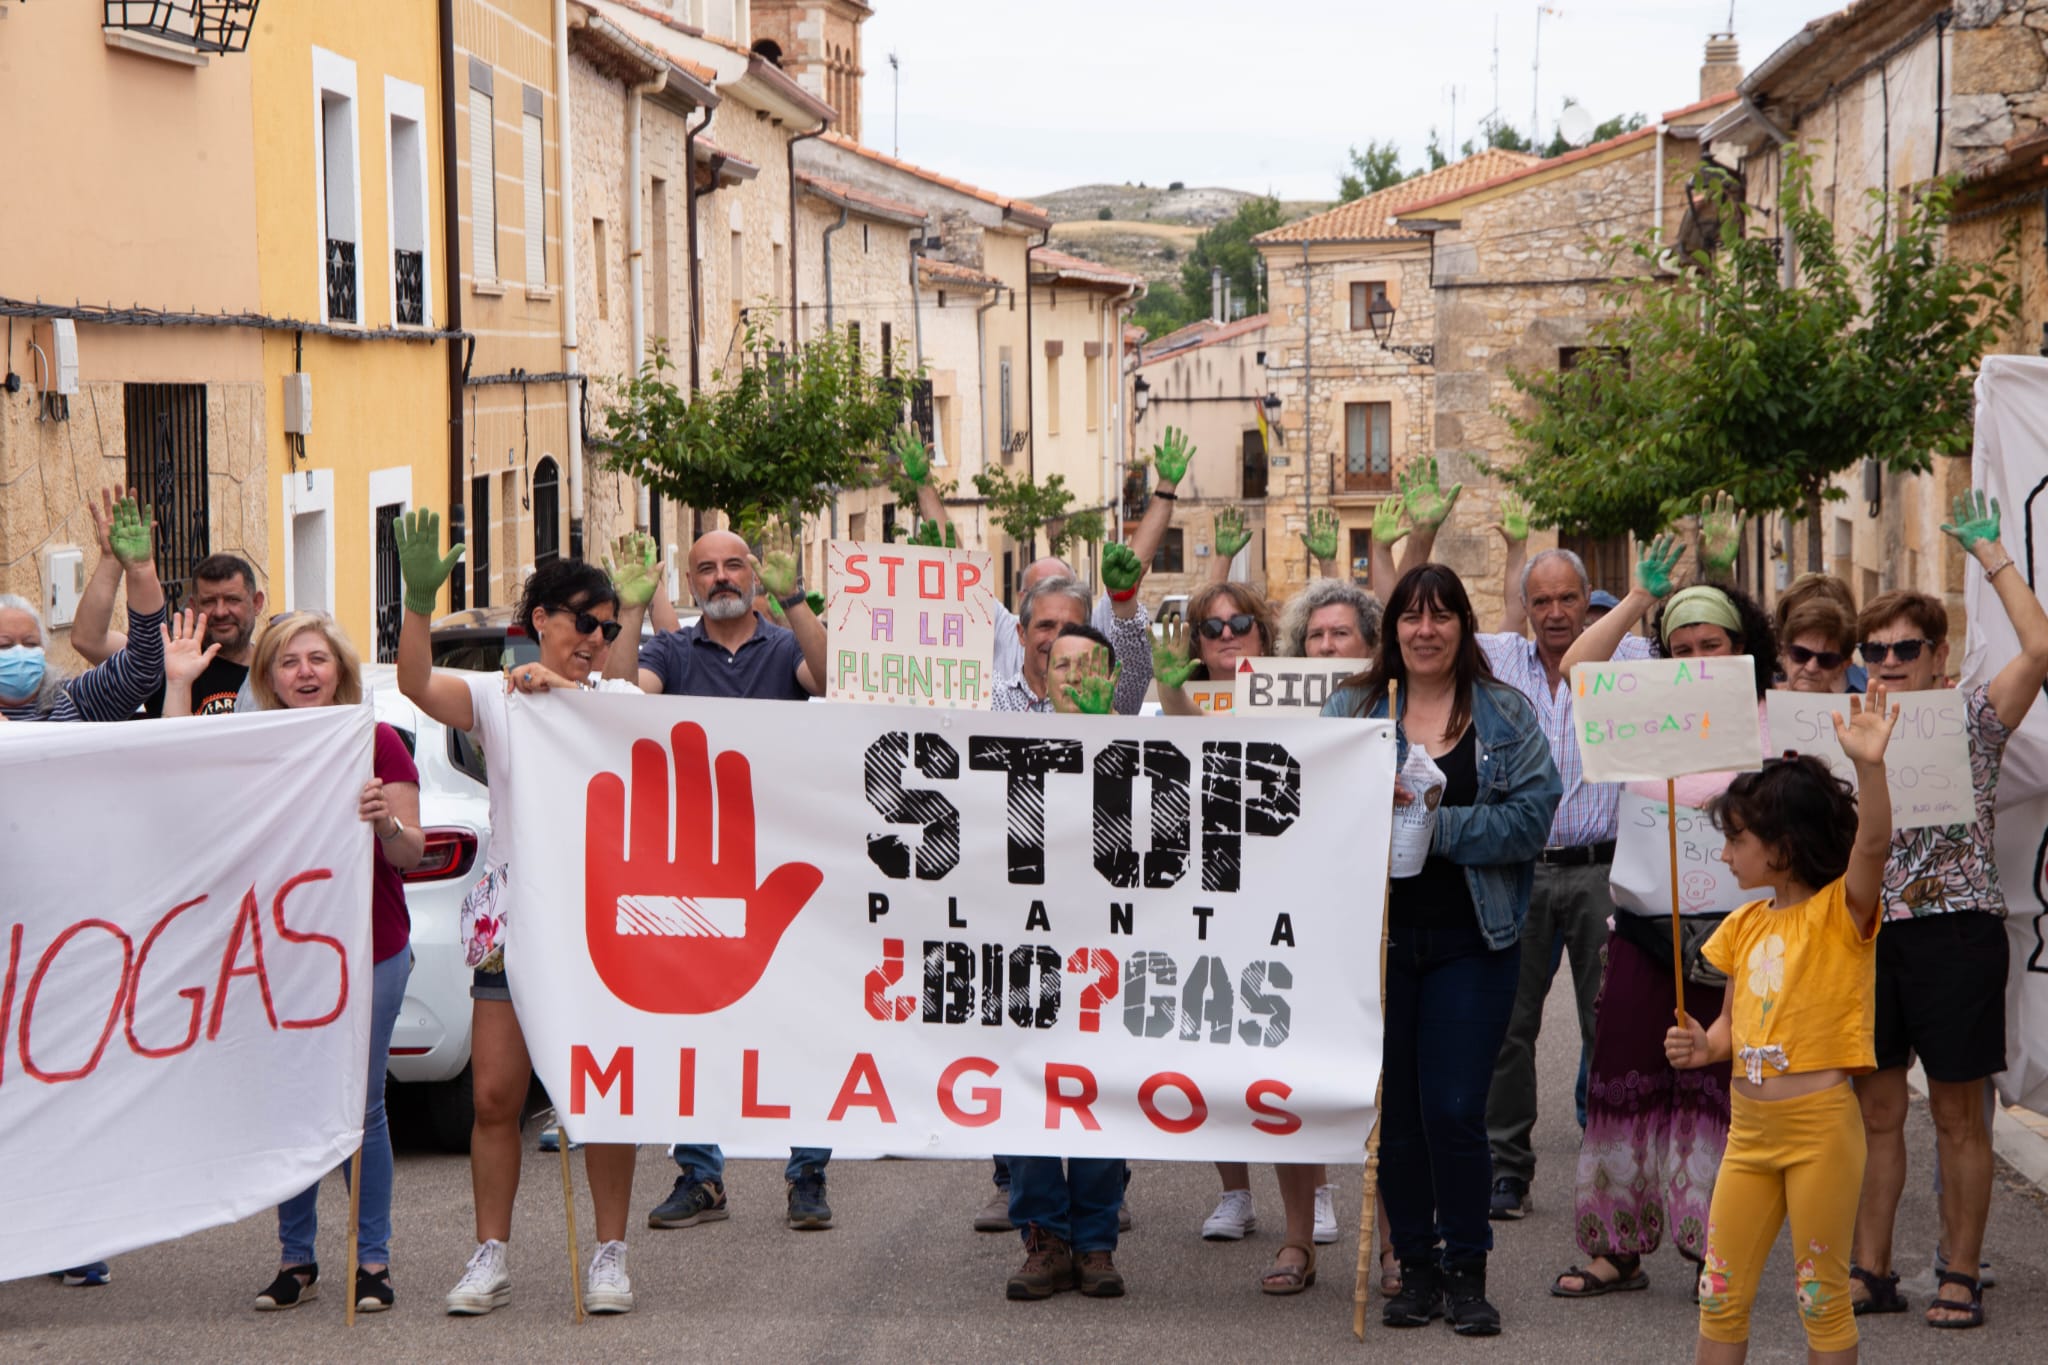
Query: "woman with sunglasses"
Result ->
[[391, 515, 647, 1318], [1778, 596, 1858, 694], [1774, 573, 1867, 692], [1155, 581, 1275, 716]]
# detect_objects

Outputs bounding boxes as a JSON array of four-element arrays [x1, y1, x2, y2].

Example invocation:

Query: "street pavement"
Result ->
[[5, 984, 2045, 1363]]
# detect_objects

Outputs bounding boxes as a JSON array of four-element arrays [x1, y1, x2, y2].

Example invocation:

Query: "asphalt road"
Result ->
[[6, 984, 2045, 1363]]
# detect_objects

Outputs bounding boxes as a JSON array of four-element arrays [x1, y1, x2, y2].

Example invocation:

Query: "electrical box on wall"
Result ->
[[34, 319, 80, 394], [45, 546, 84, 627], [283, 373, 313, 435]]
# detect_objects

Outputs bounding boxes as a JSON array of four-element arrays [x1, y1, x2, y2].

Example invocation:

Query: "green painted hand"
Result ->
[[758, 549, 800, 599], [1064, 673, 1117, 715], [395, 508, 465, 616], [806, 589, 825, 617], [606, 531, 661, 608], [1102, 541, 1143, 594], [1698, 491, 1743, 576], [1153, 620, 1199, 689], [1399, 457, 1462, 532], [1492, 492, 1530, 545], [892, 428, 931, 486], [1152, 426, 1194, 487], [109, 495, 155, 569], [1213, 507, 1253, 559], [1941, 490, 2002, 552], [1372, 495, 1410, 546], [1634, 532, 1684, 600], [1300, 506, 1340, 563]]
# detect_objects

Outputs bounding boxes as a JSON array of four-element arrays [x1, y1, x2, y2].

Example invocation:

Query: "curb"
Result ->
[[1906, 1064, 2048, 1195]]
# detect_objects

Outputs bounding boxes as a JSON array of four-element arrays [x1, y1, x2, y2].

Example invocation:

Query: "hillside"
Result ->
[[1038, 184, 1330, 294]]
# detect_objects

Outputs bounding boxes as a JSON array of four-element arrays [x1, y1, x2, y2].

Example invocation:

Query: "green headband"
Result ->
[[1660, 585, 1742, 644]]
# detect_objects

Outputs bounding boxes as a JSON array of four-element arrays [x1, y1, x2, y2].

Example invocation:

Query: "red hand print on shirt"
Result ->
[[585, 721, 823, 1013]]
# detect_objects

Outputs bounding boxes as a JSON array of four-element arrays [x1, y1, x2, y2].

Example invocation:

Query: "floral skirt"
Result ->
[[1572, 926, 1732, 1262]]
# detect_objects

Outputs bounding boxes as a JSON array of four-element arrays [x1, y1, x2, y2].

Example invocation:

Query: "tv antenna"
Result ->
[[888, 51, 900, 157]]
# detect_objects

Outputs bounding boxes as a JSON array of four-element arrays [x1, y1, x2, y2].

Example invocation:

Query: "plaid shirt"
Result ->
[[1478, 630, 1654, 848]]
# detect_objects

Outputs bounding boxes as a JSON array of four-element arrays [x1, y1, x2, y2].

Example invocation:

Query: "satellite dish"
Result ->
[[1558, 104, 1596, 147]]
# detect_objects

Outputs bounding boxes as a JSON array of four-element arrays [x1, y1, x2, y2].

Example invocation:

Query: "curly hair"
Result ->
[[1278, 578, 1382, 657], [1647, 582, 1777, 700], [1708, 754, 1858, 893]]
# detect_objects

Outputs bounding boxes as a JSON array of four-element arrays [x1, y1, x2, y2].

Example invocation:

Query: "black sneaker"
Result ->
[[1383, 1257, 1443, 1327], [1443, 1256, 1502, 1337], [787, 1170, 834, 1229], [355, 1266, 395, 1313], [254, 1264, 319, 1311], [647, 1175, 729, 1229], [1487, 1175, 1530, 1221]]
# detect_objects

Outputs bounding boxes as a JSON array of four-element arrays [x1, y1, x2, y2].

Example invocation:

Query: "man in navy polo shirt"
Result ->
[[604, 527, 831, 1233]]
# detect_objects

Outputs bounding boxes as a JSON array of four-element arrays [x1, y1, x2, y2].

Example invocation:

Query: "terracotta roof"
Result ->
[[1254, 149, 1542, 244], [591, 1, 719, 80], [917, 257, 1005, 290], [596, 1, 823, 117], [1029, 246, 1145, 290], [797, 172, 929, 226], [1140, 312, 1269, 364], [819, 132, 1052, 228]]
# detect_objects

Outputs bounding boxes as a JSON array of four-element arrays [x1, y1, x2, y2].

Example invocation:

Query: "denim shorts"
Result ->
[[471, 965, 511, 1002]]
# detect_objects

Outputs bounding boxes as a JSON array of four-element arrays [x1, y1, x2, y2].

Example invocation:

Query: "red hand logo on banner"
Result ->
[[585, 721, 823, 1013]]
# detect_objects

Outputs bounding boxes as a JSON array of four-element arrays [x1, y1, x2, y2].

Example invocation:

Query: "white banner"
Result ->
[[1965, 356, 2048, 805], [1764, 690, 1973, 830], [825, 540, 997, 708], [0, 708, 375, 1281], [1232, 657, 1365, 713], [1610, 792, 1752, 919], [505, 693, 1394, 1162], [1570, 656, 1763, 782], [1995, 795, 2048, 1110]]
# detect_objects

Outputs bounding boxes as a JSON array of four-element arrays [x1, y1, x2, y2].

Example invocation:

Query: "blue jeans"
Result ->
[[1380, 909, 1520, 1264], [671, 1144, 831, 1184], [1007, 1157, 1125, 1254], [278, 950, 411, 1266]]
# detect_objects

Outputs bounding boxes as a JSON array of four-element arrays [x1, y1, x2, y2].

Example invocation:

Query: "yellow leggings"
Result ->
[[1697, 1081, 1865, 1353]]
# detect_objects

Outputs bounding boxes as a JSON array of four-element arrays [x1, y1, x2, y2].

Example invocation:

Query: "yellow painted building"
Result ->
[[251, 0, 453, 657]]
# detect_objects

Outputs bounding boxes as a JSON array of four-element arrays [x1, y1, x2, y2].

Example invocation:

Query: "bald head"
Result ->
[[688, 530, 756, 621], [1021, 556, 1076, 595]]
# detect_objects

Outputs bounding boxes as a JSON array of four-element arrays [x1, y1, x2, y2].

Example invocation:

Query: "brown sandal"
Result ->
[[1551, 1255, 1648, 1298], [1260, 1242, 1318, 1295]]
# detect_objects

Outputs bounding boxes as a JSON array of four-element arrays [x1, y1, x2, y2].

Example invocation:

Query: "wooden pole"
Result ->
[[344, 1147, 363, 1327], [1354, 678, 1397, 1340], [1667, 776, 1685, 1022], [559, 1128, 586, 1324]]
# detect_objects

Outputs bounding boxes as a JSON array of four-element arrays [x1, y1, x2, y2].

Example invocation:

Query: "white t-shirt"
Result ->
[[463, 671, 641, 876]]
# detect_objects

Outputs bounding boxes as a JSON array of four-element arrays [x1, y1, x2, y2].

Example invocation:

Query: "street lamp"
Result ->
[[1363, 294, 1434, 367], [1133, 373, 1151, 420]]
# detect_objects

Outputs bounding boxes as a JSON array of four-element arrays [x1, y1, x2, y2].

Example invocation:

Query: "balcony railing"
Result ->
[[326, 238, 357, 323], [105, 1, 260, 55], [395, 248, 424, 326]]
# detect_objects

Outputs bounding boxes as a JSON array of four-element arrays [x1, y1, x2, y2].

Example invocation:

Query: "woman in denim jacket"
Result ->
[[1325, 564, 1561, 1336]]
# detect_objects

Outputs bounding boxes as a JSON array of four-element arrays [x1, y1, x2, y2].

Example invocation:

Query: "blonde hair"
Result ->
[[250, 612, 363, 710]]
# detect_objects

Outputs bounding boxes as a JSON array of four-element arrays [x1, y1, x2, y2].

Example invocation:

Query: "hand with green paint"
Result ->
[[1213, 507, 1253, 560], [1152, 618, 1199, 690], [806, 589, 825, 616], [109, 493, 155, 569], [892, 427, 931, 486], [757, 550, 800, 599], [1491, 492, 1531, 545], [1152, 426, 1194, 488], [1372, 495, 1409, 547], [1300, 506, 1340, 564], [1634, 532, 1684, 600], [1941, 489, 2002, 553], [606, 531, 661, 608], [1063, 672, 1116, 715], [1698, 491, 1743, 578], [395, 508, 465, 616], [1102, 541, 1144, 595], [1399, 457, 1462, 532]]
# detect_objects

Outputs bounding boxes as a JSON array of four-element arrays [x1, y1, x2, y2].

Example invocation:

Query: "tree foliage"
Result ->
[[1178, 195, 1286, 322], [1542, 104, 1646, 157], [1496, 155, 2019, 543], [971, 465, 1104, 559], [1339, 138, 1405, 203]]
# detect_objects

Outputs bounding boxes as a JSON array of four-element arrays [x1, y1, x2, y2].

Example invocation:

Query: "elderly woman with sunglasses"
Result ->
[[391, 517, 649, 1318]]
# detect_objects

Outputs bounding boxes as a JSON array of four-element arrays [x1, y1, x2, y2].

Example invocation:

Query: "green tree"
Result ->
[[1462, 120, 1534, 157], [1421, 127, 1450, 173], [972, 465, 1107, 560], [1541, 102, 1646, 157], [1339, 138, 1405, 202], [1495, 154, 2019, 565], [1179, 195, 1286, 324]]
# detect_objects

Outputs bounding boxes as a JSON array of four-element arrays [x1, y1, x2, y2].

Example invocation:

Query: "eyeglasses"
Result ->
[[1858, 638, 1929, 664], [1785, 644, 1846, 669], [1198, 613, 1256, 640], [549, 606, 623, 642]]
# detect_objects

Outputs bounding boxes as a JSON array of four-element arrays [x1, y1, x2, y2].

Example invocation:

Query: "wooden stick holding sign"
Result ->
[[345, 1147, 362, 1326], [560, 1132, 585, 1323], [1354, 679, 1394, 1339], [1667, 777, 1683, 1022]]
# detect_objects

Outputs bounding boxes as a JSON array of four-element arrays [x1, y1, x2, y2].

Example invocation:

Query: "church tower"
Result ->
[[749, 1, 871, 142]]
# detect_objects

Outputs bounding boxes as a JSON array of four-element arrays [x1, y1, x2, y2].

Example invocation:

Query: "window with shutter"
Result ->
[[469, 85, 497, 281], [522, 106, 545, 287]]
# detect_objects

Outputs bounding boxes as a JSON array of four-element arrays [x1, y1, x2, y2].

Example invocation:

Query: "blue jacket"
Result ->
[[1324, 677, 1562, 950]]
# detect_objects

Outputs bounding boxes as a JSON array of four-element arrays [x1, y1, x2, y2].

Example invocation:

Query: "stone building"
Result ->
[[749, 0, 869, 141]]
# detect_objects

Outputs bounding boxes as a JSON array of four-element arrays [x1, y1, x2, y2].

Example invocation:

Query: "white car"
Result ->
[[365, 663, 493, 1150]]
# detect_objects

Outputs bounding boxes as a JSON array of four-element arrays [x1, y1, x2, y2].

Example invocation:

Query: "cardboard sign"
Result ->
[[1183, 682, 1235, 713], [1765, 689, 1974, 830], [1569, 655, 1763, 782], [825, 540, 997, 709], [1610, 791, 1753, 919], [1233, 657, 1367, 713]]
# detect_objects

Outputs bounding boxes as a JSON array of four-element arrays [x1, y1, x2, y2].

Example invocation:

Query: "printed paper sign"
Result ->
[[1610, 791, 1753, 919], [1233, 657, 1366, 713], [1765, 690, 1973, 830], [1569, 655, 1763, 782], [0, 708, 374, 1281], [825, 540, 997, 708], [506, 693, 1396, 1162]]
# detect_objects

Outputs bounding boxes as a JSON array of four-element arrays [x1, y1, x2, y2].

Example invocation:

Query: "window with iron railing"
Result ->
[[123, 383, 211, 613], [395, 248, 424, 325], [374, 502, 403, 662], [326, 239, 358, 322], [104, 0, 258, 54]]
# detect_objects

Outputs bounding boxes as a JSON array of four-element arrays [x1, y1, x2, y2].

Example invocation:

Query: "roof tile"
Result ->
[[1254, 149, 1542, 245], [820, 132, 1051, 227], [1030, 246, 1146, 289]]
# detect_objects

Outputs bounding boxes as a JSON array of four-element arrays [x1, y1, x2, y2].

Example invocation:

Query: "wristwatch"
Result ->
[[779, 589, 809, 612], [379, 816, 406, 843]]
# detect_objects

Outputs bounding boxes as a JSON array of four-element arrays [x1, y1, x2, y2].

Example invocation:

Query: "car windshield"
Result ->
[[432, 635, 541, 672]]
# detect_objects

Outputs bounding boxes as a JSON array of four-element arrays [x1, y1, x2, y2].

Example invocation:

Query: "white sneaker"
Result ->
[[445, 1239, 512, 1315], [1313, 1184, 1339, 1245], [1202, 1188, 1257, 1241], [584, 1239, 634, 1315]]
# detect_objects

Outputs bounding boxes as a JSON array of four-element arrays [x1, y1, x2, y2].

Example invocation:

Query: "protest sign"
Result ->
[[1764, 689, 1972, 830], [1963, 357, 2048, 804], [506, 693, 1395, 1162], [1182, 682, 1235, 713], [1993, 794, 2048, 1111], [826, 540, 997, 709], [1569, 655, 1762, 783], [1610, 791, 1752, 920], [0, 708, 374, 1282], [1233, 657, 1365, 713]]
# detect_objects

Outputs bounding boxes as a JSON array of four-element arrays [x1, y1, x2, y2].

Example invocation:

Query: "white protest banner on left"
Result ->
[[0, 707, 374, 1282], [1232, 657, 1364, 713], [1993, 794, 2048, 1111], [826, 540, 997, 708], [1764, 689, 1972, 830], [1570, 656, 1762, 783], [506, 693, 1395, 1163]]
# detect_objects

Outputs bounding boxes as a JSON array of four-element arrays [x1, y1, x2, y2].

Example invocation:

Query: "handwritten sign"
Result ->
[[1610, 792, 1753, 918], [1183, 682, 1235, 713], [1764, 689, 1973, 830], [1234, 657, 1367, 712], [826, 541, 996, 708], [1569, 655, 1762, 782]]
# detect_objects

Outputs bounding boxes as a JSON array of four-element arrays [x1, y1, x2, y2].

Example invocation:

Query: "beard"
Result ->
[[698, 587, 752, 622]]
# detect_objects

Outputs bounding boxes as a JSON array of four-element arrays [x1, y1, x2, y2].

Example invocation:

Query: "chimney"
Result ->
[[1211, 266, 1224, 324], [1701, 31, 1742, 102]]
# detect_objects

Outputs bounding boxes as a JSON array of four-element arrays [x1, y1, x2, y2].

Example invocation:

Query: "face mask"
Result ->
[[0, 644, 46, 701]]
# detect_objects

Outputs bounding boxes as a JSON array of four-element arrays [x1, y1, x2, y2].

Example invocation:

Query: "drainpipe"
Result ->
[[556, 0, 584, 558], [909, 219, 927, 373], [975, 286, 1002, 530], [682, 102, 709, 393], [1300, 241, 1313, 535], [1025, 226, 1048, 498], [821, 205, 850, 328], [1652, 122, 1668, 254], [437, 0, 467, 606], [786, 118, 830, 350], [627, 66, 668, 530], [1108, 281, 1140, 541]]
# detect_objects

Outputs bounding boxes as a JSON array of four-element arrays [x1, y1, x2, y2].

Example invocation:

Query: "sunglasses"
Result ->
[[1785, 644, 1846, 669], [1198, 613, 1257, 640], [549, 606, 623, 642], [1858, 638, 1929, 664]]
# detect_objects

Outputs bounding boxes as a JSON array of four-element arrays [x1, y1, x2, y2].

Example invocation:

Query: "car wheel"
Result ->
[[423, 1065, 476, 1153]]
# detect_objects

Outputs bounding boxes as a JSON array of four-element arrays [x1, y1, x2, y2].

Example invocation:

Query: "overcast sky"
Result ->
[[859, 0, 1847, 204]]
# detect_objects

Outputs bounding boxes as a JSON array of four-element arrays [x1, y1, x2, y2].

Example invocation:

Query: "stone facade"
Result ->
[[750, 0, 869, 142]]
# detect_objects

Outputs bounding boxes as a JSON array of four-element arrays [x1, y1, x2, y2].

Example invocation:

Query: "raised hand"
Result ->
[[1372, 495, 1410, 547], [1152, 426, 1194, 487], [1490, 492, 1531, 545], [584, 721, 824, 1013], [1213, 507, 1252, 560], [1102, 541, 1144, 595], [892, 427, 931, 486], [1064, 670, 1117, 715], [1300, 506, 1340, 563], [394, 509, 465, 616], [1699, 491, 1744, 577], [1152, 618, 1199, 689], [1634, 532, 1684, 600], [159, 608, 220, 685], [1831, 683, 1900, 767], [1398, 457, 1462, 532], [109, 492, 155, 569], [606, 531, 661, 609], [757, 549, 800, 600], [1940, 489, 2002, 552], [88, 486, 123, 559]]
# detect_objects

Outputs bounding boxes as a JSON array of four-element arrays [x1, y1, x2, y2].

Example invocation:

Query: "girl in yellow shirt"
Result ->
[[1666, 687, 1899, 1364]]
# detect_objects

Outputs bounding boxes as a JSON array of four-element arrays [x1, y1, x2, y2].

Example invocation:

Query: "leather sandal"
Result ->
[[1850, 1264, 1907, 1316], [1927, 1270, 1984, 1329], [1551, 1254, 1647, 1298], [1260, 1242, 1317, 1296]]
